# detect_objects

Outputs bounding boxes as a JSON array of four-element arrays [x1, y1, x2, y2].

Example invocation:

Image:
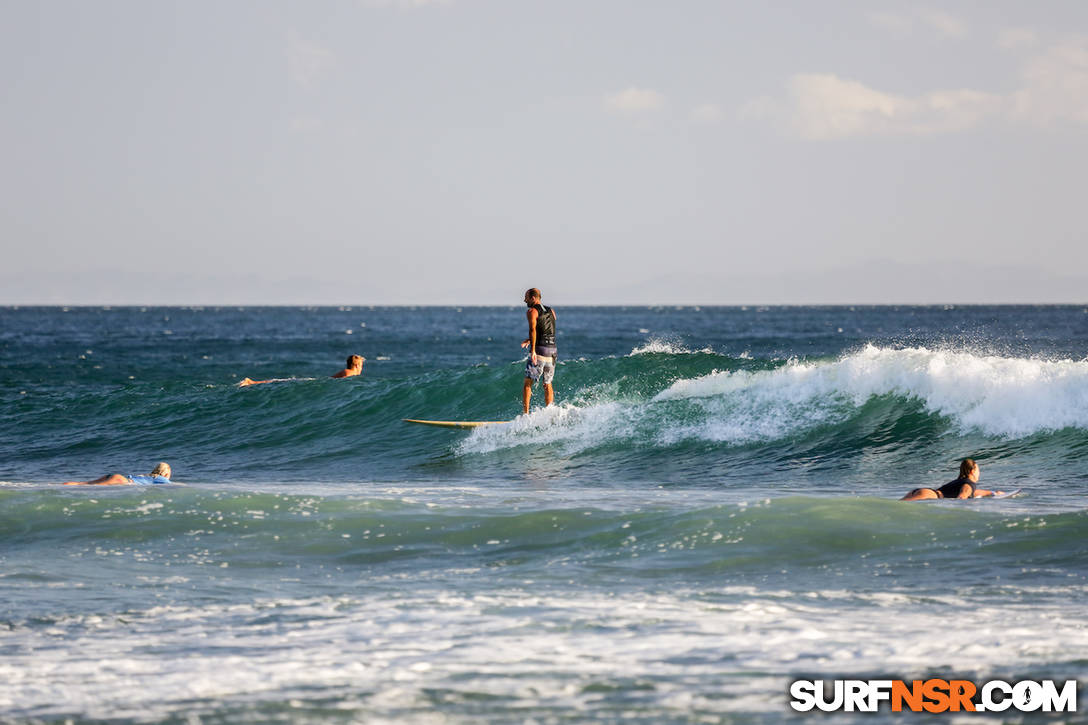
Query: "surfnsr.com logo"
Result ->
[[789, 679, 1078, 713]]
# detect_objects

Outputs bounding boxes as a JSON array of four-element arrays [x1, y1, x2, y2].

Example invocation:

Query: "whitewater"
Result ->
[[2, 305, 1086, 723]]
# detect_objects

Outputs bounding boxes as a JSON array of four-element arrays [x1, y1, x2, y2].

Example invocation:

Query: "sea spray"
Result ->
[[3, 306, 1087, 723]]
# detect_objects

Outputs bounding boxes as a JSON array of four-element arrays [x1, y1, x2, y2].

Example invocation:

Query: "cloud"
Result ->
[[288, 33, 335, 88], [1012, 38, 1088, 124], [290, 117, 324, 133], [917, 9, 967, 38], [998, 27, 1039, 51], [867, 11, 912, 35], [867, 8, 967, 38], [603, 87, 666, 114], [690, 103, 726, 124], [745, 35, 1088, 140], [744, 73, 1002, 140], [360, 0, 451, 8]]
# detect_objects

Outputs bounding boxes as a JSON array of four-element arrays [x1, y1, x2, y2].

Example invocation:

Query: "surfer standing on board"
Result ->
[[900, 458, 1005, 500], [521, 288, 557, 414]]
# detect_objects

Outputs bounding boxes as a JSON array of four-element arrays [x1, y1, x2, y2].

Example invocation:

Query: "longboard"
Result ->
[[403, 419, 509, 429], [238, 377, 315, 387], [990, 488, 1022, 499]]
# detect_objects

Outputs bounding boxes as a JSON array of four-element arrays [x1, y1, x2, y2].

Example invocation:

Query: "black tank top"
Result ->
[[936, 477, 975, 499], [532, 304, 556, 347]]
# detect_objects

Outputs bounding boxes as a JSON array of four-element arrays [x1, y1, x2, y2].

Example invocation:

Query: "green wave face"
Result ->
[[4, 488, 1083, 584], [7, 342, 1088, 498], [4, 308, 1088, 724]]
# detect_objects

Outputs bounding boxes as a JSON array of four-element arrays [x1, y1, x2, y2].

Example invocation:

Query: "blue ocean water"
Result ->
[[2, 305, 1087, 722]]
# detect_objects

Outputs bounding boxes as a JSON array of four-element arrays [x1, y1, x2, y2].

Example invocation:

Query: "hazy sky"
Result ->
[[2, 1, 1086, 304]]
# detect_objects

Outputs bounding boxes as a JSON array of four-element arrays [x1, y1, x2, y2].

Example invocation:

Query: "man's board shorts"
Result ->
[[525, 347, 556, 385], [128, 474, 171, 485]]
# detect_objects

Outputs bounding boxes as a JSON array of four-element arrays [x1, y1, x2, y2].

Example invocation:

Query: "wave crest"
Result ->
[[628, 338, 715, 356], [460, 345, 1088, 454], [656, 345, 1088, 439]]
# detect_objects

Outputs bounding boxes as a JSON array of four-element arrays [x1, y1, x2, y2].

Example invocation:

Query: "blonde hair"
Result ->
[[151, 462, 172, 479]]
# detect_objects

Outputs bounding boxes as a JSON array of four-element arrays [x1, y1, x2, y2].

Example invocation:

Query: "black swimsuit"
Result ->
[[934, 477, 975, 499]]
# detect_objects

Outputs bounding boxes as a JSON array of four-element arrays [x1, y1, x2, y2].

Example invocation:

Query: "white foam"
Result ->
[[628, 337, 714, 356], [3, 586, 1085, 720], [655, 344, 1088, 439], [459, 345, 1088, 455], [458, 402, 634, 455]]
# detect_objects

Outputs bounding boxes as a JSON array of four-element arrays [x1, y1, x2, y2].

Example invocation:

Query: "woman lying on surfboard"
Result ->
[[239, 354, 364, 386], [900, 458, 1005, 500], [63, 462, 173, 486]]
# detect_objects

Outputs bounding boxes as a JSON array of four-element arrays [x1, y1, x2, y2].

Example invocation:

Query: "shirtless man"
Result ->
[[331, 354, 366, 379], [239, 354, 364, 386], [521, 288, 557, 414]]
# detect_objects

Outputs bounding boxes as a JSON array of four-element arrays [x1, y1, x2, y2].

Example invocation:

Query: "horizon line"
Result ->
[[4, 301, 1087, 308]]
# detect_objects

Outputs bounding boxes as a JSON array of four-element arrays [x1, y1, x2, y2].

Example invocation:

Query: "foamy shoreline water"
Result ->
[[2, 307, 1086, 722]]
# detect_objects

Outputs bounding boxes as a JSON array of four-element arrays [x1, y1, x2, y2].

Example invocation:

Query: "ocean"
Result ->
[[2, 305, 1086, 723]]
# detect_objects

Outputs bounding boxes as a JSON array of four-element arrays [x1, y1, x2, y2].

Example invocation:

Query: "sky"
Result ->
[[2, 0, 1086, 305]]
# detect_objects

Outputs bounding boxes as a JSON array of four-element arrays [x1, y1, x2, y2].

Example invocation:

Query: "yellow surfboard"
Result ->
[[402, 419, 509, 429]]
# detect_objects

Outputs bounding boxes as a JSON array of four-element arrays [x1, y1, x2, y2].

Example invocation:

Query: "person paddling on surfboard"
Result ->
[[239, 354, 365, 386], [331, 354, 366, 379], [521, 288, 557, 414], [900, 458, 1005, 500], [63, 462, 173, 486]]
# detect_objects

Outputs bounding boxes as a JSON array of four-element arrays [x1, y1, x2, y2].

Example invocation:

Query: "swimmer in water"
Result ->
[[239, 354, 365, 386], [900, 458, 1005, 501], [331, 354, 366, 379], [63, 462, 173, 486]]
